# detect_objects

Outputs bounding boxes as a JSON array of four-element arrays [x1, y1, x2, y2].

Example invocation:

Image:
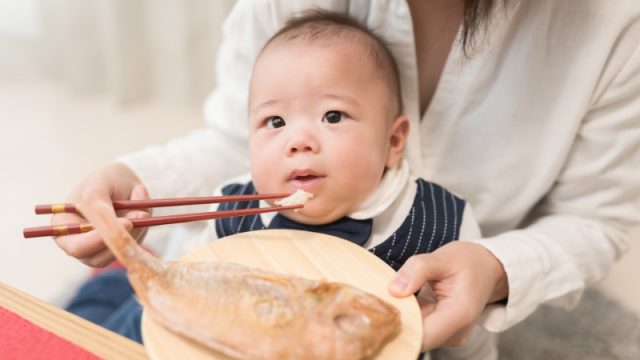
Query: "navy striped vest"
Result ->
[[215, 179, 465, 270]]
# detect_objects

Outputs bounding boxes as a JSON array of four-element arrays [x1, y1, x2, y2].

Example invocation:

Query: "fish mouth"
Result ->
[[287, 169, 325, 192]]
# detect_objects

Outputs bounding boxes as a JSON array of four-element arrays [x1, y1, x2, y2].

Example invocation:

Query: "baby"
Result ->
[[210, 10, 481, 272]]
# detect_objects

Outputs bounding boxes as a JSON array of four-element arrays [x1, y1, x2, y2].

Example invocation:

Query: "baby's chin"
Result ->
[[280, 205, 349, 225]]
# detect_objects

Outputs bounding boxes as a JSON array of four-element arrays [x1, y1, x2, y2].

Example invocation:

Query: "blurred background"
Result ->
[[1, 0, 639, 321], [0, 0, 234, 305]]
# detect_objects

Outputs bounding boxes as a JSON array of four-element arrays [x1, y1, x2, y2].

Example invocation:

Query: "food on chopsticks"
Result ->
[[274, 189, 314, 210], [79, 197, 400, 360]]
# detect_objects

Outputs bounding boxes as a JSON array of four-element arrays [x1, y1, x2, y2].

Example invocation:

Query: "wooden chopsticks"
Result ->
[[23, 193, 301, 238], [34, 193, 292, 214]]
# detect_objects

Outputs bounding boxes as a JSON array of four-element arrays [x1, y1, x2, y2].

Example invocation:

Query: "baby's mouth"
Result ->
[[288, 170, 325, 192], [293, 175, 319, 181]]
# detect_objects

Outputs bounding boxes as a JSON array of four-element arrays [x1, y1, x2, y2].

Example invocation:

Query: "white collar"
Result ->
[[349, 159, 410, 220]]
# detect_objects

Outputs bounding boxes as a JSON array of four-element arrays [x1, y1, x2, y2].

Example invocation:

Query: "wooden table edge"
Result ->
[[0, 282, 147, 359]]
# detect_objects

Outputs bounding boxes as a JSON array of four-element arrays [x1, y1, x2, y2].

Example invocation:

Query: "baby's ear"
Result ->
[[386, 115, 410, 168]]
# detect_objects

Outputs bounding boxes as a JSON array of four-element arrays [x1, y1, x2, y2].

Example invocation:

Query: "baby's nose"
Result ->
[[286, 133, 319, 155]]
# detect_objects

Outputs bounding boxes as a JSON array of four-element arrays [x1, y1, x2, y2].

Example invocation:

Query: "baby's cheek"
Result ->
[[341, 150, 384, 180], [344, 156, 385, 198], [334, 163, 379, 203], [251, 165, 273, 194]]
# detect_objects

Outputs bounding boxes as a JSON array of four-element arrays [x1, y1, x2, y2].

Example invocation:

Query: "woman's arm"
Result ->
[[391, 8, 640, 349], [474, 29, 640, 330]]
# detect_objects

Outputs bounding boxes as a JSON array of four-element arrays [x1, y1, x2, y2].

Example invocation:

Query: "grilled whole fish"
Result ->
[[79, 198, 401, 360]]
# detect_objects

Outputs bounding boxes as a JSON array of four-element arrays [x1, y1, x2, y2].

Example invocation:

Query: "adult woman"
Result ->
[[53, 0, 640, 354]]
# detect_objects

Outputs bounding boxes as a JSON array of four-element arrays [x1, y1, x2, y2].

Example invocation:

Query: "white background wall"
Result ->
[[0, 0, 40, 38]]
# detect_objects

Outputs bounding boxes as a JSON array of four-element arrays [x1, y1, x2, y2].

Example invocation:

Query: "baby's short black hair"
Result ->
[[263, 9, 403, 115]]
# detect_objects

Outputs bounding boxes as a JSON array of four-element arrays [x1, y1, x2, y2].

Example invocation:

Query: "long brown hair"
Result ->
[[462, 0, 508, 54]]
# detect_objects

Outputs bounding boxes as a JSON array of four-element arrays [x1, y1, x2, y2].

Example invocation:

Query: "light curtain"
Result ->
[[0, 0, 235, 106]]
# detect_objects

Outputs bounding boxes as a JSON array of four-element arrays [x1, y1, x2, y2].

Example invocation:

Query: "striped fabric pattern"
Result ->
[[369, 179, 465, 270], [215, 179, 465, 270]]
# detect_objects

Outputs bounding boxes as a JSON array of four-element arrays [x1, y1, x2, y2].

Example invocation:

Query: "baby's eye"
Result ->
[[322, 111, 343, 124], [266, 116, 286, 129]]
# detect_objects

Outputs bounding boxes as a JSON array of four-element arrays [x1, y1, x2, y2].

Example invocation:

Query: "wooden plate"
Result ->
[[142, 229, 422, 359]]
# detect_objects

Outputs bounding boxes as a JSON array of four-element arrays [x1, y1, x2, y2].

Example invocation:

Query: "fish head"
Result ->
[[305, 282, 401, 358]]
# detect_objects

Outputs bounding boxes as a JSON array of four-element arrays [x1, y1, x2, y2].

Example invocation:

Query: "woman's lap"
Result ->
[[66, 268, 143, 343]]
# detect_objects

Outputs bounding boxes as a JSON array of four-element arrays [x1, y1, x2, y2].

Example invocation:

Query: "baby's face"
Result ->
[[248, 39, 406, 224]]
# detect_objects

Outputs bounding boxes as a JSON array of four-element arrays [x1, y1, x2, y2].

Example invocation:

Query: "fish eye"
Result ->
[[322, 111, 343, 124], [266, 116, 286, 129], [334, 313, 370, 335]]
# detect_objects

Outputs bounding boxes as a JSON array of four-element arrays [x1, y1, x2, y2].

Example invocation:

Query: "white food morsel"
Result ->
[[275, 189, 314, 208]]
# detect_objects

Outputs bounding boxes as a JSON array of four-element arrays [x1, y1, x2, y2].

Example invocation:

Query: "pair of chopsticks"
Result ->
[[23, 193, 301, 238]]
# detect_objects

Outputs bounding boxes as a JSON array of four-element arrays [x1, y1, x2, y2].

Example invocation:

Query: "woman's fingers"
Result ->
[[124, 184, 151, 242], [388, 242, 508, 351], [81, 185, 114, 211], [388, 254, 447, 297], [420, 295, 475, 350], [58, 217, 134, 266], [50, 164, 148, 266], [389, 253, 467, 350], [52, 186, 112, 258], [54, 229, 106, 259], [83, 248, 117, 268], [79, 246, 114, 268]]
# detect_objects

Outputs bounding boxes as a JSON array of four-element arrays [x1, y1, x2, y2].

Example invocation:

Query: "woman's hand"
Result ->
[[51, 162, 151, 268], [388, 241, 508, 351]]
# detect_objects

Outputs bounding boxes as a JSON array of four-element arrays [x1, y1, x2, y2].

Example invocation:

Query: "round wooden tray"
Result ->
[[142, 229, 422, 359]]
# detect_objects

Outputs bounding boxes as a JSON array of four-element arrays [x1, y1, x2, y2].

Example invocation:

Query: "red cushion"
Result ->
[[0, 305, 99, 359]]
